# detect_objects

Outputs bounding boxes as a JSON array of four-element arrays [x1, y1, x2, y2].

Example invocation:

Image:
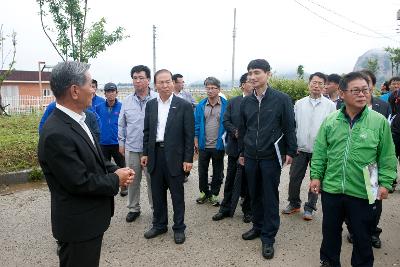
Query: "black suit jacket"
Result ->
[[143, 95, 194, 176], [223, 95, 243, 158], [38, 108, 119, 242]]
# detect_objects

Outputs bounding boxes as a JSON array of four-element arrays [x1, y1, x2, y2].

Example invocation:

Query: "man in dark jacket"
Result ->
[[238, 59, 297, 260], [38, 61, 134, 266], [212, 73, 253, 222]]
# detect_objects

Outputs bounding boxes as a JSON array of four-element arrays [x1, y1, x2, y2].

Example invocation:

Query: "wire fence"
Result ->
[[1, 96, 55, 115], [1, 88, 233, 115]]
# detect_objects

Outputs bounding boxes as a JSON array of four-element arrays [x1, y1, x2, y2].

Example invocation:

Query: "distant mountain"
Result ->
[[353, 48, 393, 86]]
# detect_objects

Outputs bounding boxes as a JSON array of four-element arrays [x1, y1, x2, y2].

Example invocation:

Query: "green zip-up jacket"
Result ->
[[310, 106, 397, 200]]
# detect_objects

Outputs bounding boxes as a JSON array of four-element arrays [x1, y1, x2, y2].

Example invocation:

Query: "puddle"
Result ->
[[0, 181, 47, 196]]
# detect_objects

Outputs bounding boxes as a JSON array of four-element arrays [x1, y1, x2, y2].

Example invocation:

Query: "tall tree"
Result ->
[[0, 25, 17, 114], [297, 65, 304, 79], [385, 47, 400, 76], [364, 57, 379, 75], [37, 0, 127, 63]]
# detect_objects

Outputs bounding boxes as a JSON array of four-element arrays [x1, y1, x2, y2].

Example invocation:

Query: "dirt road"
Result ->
[[1, 161, 399, 266]]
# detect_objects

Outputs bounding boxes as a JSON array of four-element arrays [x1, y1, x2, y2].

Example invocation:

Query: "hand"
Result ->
[[183, 162, 192, 172], [115, 167, 135, 187], [309, 179, 321, 194], [119, 146, 125, 156], [234, 129, 239, 139], [285, 155, 293, 165], [238, 156, 245, 166], [141, 156, 148, 167], [377, 186, 389, 200]]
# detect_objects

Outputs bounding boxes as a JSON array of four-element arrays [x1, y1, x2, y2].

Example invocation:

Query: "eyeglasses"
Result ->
[[310, 81, 325, 87], [344, 87, 370, 95]]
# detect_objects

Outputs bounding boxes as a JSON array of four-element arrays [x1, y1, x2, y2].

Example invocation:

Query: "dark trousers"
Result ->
[[347, 199, 382, 237], [240, 164, 251, 215], [59, 234, 104, 267], [245, 157, 281, 245], [198, 148, 225, 197], [288, 151, 318, 211], [100, 144, 125, 168], [320, 191, 374, 267], [392, 133, 400, 186], [151, 146, 185, 232], [219, 155, 251, 215]]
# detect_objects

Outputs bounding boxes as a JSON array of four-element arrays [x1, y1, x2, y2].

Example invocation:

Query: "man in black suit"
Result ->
[[38, 61, 134, 267], [212, 73, 253, 222], [141, 69, 194, 244]]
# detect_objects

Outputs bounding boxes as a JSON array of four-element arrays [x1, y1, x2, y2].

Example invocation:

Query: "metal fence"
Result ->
[[1, 95, 55, 115], [1, 88, 233, 115]]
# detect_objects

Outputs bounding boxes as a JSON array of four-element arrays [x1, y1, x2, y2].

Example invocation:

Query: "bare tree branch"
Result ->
[[38, 0, 65, 61]]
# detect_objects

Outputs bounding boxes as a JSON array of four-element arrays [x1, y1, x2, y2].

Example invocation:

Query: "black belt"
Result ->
[[156, 142, 165, 148]]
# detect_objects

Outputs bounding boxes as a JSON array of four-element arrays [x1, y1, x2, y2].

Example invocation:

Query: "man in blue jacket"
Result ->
[[95, 82, 124, 167], [88, 79, 105, 112], [96, 82, 126, 196], [194, 77, 227, 206]]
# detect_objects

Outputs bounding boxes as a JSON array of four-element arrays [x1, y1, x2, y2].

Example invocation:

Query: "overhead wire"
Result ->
[[293, 0, 400, 43], [305, 0, 399, 42]]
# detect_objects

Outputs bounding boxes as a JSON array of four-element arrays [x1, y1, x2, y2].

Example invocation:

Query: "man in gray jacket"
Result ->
[[119, 65, 158, 223]]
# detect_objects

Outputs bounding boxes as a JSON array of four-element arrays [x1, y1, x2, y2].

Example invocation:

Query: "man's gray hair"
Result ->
[[203, 76, 221, 89], [50, 61, 90, 98]]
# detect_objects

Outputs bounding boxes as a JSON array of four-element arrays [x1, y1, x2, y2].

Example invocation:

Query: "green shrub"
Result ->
[[29, 167, 44, 181], [269, 77, 309, 102]]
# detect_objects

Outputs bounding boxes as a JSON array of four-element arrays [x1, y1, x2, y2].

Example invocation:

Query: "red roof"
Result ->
[[0, 70, 51, 82]]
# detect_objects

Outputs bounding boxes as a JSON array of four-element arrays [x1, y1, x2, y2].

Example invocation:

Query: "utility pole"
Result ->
[[153, 25, 157, 77], [231, 8, 237, 90]]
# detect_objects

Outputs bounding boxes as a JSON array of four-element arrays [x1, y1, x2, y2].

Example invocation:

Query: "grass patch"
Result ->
[[0, 114, 41, 174]]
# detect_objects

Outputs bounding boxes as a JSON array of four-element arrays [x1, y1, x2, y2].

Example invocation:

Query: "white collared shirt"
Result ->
[[156, 94, 173, 142], [56, 103, 95, 145]]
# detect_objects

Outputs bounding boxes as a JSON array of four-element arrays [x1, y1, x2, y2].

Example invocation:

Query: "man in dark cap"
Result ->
[[95, 82, 126, 195]]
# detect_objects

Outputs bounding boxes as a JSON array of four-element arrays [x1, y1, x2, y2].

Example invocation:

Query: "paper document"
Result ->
[[274, 134, 284, 168], [363, 162, 378, 204]]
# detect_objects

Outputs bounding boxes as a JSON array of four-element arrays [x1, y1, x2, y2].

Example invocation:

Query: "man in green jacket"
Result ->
[[310, 72, 397, 267]]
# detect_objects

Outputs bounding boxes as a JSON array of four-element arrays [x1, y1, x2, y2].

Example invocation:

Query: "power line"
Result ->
[[305, 0, 399, 43], [293, 0, 400, 42]]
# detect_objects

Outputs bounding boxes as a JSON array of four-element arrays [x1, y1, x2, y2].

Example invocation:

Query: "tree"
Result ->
[[384, 47, 400, 76], [37, 0, 127, 63], [364, 57, 379, 75], [297, 65, 304, 79], [0, 25, 17, 115]]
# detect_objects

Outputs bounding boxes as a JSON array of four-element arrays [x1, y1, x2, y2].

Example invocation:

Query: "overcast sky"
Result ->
[[2, 0, 400, 86]]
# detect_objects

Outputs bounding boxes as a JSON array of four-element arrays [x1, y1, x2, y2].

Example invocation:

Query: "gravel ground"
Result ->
[[1, 159, 400, 267]]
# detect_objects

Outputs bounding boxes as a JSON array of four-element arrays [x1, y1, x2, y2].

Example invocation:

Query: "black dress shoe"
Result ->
[[174, 232, 186, 244], [212, 212, 229, 221], [371, 235, 381, 248], [126, 211, 140, 222], [242, 228, 261, 240], [243, 213, 252, 223], [144, 228, 168, 239], [262, 244, 274, 259]]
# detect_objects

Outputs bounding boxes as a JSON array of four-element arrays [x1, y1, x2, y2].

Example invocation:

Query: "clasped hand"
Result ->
[[115, 167, 135, 187]]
